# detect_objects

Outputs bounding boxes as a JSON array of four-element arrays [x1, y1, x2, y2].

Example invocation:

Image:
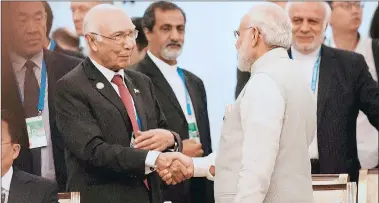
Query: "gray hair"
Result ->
[[82, 4, 124, 37], [285, 2, 331, 28], [246, 2, 292, 50]]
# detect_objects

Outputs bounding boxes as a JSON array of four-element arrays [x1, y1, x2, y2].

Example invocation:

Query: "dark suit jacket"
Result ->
[[55, 58, 180, 203], [2, 49, 82, 191], [8, 168, 58, 203], [54, 45, 85, 59], [235, 45, 379, 181], [133, 55, 214, 203]]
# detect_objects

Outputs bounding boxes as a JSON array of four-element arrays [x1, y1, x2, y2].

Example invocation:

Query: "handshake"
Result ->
[[155, 152, 194, 185]]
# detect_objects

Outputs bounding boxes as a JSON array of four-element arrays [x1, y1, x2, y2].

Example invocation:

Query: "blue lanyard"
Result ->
[[177, 68, 192, 116], [136, 111, 142, 129], [289, 50, 321, 93], [49, 40, 57, 51], [19, 60, 48, 113]]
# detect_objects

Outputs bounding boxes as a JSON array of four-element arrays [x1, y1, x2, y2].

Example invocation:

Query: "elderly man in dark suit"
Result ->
[[54, 4, 191, 203], [133, 1, 214, 203], [1, 1, 82, 191], [1, 111, 59, 203]]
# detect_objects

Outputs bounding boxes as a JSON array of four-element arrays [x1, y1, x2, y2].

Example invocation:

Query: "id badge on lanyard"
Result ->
[[177, 68, 200, 143], [22, 60, 48, 149]]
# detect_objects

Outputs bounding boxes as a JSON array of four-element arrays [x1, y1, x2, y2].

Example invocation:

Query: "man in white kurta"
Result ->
[[214, 3, 317, 203]]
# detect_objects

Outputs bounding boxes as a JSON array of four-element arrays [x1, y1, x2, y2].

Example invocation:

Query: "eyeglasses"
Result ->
[[1, 141, 13, 145], [90, 30, 139, 44], [335, 2, 364, 10], [233, 27, 255, 39]]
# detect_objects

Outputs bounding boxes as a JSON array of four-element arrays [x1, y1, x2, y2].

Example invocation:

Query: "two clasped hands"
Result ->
[[132, 129, 204, 185]]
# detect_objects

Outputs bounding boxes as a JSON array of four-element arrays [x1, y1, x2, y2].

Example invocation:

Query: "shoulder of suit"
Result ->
[[124, 69, 151, 81], [325, 45, 364, 62], [181, 69, 204, 84], [14, 169, 57, 188]]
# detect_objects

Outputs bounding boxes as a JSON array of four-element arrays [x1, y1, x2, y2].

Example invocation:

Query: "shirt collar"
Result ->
[[291, 45, 321, 61], [89, 57, 124, 82], [1, 166, 13, 191], [326, 32, 361, 51], [251, 48, 289, 73], [9, 50, 44, 72], [147, 51, 178, 75]]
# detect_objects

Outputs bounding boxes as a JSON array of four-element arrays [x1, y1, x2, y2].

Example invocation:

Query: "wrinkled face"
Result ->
[[289, 2, 326, 54], [86, 10, 136, 70], [235, 15, 259, 72], [71, 2, 100, 36], [330, 1, 363, 32], [1, 121, 20, 177], [9, 2, 47, 58], [145, 9, 185, 62]]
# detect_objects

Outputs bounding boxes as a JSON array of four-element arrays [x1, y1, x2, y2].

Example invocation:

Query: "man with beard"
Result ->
[[214, 3, 316, 203], [133, 1, 213, 203], [286, 1, 379, 181]]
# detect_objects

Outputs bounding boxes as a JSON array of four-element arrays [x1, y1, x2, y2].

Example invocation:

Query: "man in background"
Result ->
[[133, 1, 213, 203], [70, 1, 112, 56], [327, 1, 378, 169], [286, 1, 379, 181], [3, 1, 82, 191], [1, 111, 59, 203], [43, 1, 84, 58], [130, 17, 148, 65]]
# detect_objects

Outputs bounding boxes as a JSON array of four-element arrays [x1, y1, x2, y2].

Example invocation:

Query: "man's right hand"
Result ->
[[182, 139, 203, 157]]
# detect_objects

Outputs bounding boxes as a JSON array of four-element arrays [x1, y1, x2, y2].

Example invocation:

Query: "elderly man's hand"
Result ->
[[157, 153, 194, 185], [134, 129, 175, 151]]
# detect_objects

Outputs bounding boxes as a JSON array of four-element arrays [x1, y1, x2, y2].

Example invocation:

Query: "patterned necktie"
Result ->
[[23, 60, 40, 117], [111, 75, 149, 190]]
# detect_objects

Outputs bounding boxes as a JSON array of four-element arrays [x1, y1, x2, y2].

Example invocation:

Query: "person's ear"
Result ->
[[144, 27, 153, 42], [251, 27, 260, 48], [12, 144, 21, 160], [85, 34, 99, 52]]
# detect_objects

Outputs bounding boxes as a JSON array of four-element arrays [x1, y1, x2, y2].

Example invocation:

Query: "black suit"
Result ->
[[2, 49, 82, 191], [54, 45, 85, 59], [235, 45, 379, 181], [55, 58, 180, 203], [8, 168, 58, 203], [133, 55, 214, 203]]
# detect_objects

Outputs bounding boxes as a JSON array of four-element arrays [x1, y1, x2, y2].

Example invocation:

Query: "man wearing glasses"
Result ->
[[1, 111, 59, 203], [55, 4, 185, 203], [327, 1, 379, 170]]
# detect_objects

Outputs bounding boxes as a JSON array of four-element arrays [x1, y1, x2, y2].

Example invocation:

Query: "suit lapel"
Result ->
[[139, 55, 184, 115], [183, 70, 200, 122], [8, 170, 31, 203], [317, 45, 337, 126], [123, 72, 148, 131], [83, 58, 130, 127]]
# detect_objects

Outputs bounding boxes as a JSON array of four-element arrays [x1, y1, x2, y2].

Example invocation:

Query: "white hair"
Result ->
[[246, 2, 293, 50], [285, 2, 331, 28], [82, 4, 124, 37]]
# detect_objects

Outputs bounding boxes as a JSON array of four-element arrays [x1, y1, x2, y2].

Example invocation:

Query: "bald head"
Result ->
[[83, 4, 133, 36]]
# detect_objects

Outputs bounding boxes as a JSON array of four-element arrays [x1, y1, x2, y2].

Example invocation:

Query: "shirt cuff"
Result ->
[[145, 151, 161, 175], [193, 156, 214, 181]]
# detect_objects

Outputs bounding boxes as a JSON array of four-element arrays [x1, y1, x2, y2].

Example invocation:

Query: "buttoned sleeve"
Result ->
[[234, 73, 285, 203]]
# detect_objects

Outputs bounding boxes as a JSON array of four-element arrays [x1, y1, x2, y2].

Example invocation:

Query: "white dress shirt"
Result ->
[[90, 58, 160, 174], [1, 166, 13, 203], [291, 46, 321, 159], [326, 36, 379, 168], [147, 51, 199, 132], [193, 152, 215, 181], [9, 51, 56, 180]]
